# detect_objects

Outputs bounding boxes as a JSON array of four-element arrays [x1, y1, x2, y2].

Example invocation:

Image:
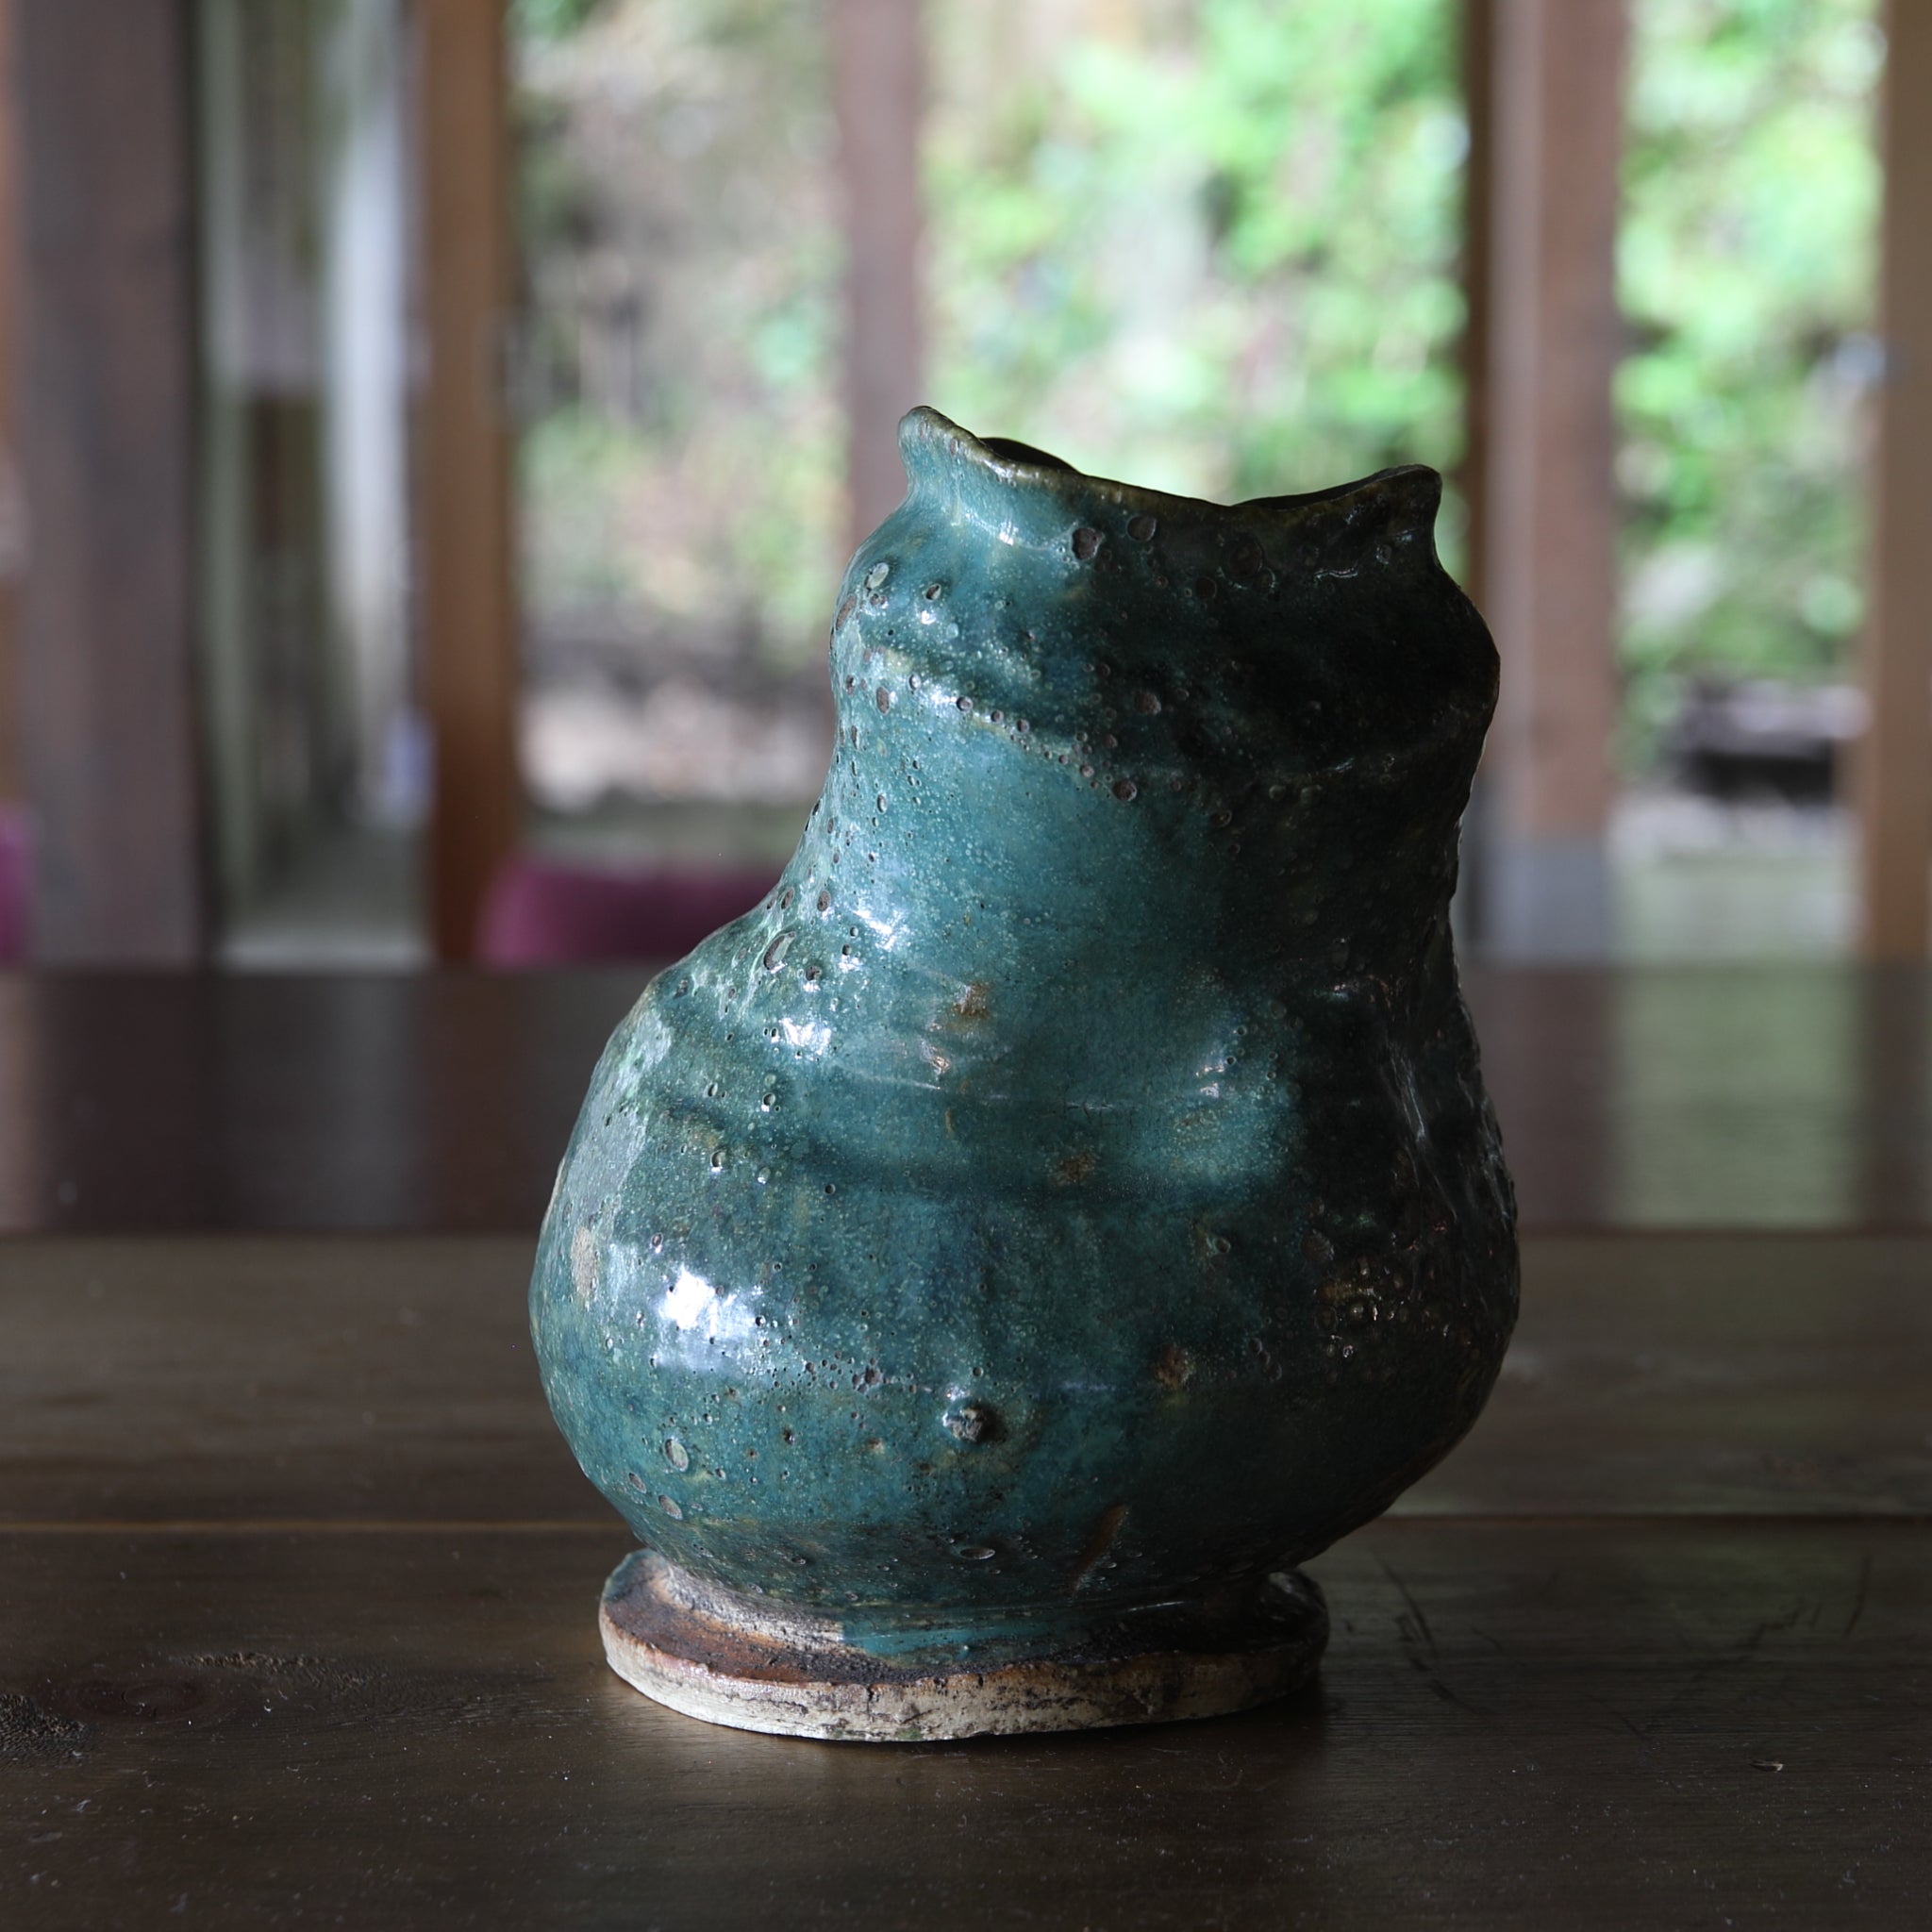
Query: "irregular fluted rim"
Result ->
[[896, 404, 1444, 552]]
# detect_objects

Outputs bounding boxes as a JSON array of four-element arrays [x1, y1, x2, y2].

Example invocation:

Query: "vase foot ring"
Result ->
[[599, 1548, 1327, 1742]]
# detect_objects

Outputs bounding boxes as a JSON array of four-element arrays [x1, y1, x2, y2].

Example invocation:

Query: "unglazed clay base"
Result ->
[[599, 1549, 1328, 1743]]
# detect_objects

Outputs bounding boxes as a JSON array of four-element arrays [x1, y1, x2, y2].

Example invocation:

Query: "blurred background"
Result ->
[[0, 0, 1925, 971]]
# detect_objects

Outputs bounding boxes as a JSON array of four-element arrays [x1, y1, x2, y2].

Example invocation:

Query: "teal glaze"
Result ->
[[532, 408, 1516, 1667]]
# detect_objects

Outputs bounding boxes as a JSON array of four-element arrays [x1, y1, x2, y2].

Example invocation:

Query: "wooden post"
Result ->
[[1474, 0, 1627, 960], [1857, 1, 1932, 959], [1458, 0, 1495, 623], [13, 0, 205, 962], [0, 0, 19, 809], [416, 0, 520, 962], [1454, 0, 1496, 947], [832, 0, 925, 554]]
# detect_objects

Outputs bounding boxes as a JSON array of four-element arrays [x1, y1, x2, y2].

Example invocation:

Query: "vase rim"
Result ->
[[898, 405, 1443, 541]]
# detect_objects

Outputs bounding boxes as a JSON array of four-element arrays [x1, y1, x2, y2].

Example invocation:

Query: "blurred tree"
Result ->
[[925, 0, 1468, 529], [515, 0, 611, 38], [1618, 0, 1881, 758], [512, 0, 1882, 808], [513, 0, 842, 675]]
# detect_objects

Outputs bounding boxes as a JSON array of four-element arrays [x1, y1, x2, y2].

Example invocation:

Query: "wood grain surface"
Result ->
[[4, 972, 1929, 1924], [1, 967, 1929, 1234], [4, 1235, 1930, 1527], [3, 1521, 1924, 1928]]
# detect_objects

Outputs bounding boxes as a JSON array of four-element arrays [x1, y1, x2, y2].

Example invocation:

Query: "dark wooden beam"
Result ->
[[1857, 1, 1932, 958], [13, 0, 204, 961], [417, 0, 521, 962], [832, 0, 925, 553]]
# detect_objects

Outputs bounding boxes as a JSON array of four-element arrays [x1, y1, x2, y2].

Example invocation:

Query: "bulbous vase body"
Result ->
[[532, 409, 1516, 1740]]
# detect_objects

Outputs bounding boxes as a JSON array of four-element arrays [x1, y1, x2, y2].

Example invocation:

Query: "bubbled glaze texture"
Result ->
[[532, 408, 1516, 1648]]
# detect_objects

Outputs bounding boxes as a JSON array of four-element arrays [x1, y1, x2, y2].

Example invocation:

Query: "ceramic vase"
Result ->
[[531, 408, 1516, 1741]]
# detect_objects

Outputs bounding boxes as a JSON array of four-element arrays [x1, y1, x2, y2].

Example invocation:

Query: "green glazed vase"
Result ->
[[531, 408, 1516, 1741]]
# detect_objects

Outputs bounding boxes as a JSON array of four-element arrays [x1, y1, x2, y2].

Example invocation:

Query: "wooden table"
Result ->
[[3, 969, 1928, 1926]]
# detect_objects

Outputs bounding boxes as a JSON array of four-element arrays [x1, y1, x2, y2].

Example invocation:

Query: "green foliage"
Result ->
[[512, 0, 842, 670], [513, 0, 611, 44], [925, 0, 1468, 525], [514, 0, 1884, 778], [1618, 0, 1880, 758]]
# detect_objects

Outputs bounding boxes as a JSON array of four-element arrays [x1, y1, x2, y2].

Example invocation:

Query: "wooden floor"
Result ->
[[7, 1516, 1921, 1927], [2, 970, 1928, 1925]]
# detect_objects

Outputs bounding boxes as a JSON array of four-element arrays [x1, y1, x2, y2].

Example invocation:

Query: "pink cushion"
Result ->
[[0, 807, 28, 963], [477, 855, 782, 968]]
